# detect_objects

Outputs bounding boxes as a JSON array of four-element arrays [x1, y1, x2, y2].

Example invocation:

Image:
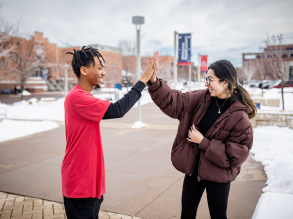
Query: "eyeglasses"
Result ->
[[204, 76, 221, 86]]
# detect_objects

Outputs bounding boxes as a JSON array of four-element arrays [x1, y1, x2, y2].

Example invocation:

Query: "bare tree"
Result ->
[[263, 34, 291, 110], [56, 49, 73, 91], [0, 6, 18, 70], [7, 37, 43, 100], [241, 59, 256, 87], [255, 48, 267, 97], [118, 40, 136, 89]]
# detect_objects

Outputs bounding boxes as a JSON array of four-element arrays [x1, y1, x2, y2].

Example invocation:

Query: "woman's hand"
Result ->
[[140, 57, 156, 84], [149, 58, 159, 84], [187, 125, 204, 144]]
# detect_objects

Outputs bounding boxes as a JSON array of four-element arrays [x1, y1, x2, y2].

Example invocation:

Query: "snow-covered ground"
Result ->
[[0, 89, 154, 121], [251, 126, 293, 219], [0, 119, 59, 142], [0, 83, 292, 122], [245, 86, 293, 111], [252, 192, 293, 219], [0, 98, 66, 121]]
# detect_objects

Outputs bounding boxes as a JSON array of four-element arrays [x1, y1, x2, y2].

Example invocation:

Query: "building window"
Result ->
[[290, 66, 293, 80]]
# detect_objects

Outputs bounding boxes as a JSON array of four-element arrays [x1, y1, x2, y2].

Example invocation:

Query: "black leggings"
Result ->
[[181, 174, 230, 219]]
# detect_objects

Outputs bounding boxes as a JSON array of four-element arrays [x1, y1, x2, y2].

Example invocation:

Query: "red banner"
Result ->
[[200, 55, 208, 72], [178, 62, 192, 66]]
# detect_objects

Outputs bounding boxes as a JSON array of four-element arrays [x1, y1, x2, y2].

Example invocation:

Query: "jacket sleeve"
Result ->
[[148, 78, 198, 120], [198, 117, 253, 168]]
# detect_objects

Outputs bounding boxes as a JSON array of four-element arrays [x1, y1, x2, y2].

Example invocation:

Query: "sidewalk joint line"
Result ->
[[134, 176, 183, 216]]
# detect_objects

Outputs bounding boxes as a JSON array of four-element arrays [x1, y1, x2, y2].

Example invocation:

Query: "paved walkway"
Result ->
[[0, 103, 267, 219], [0, 192, 142, 219]]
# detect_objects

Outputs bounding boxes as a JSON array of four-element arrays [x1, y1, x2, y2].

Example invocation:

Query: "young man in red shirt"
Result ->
[[62, 46, 157, 219]]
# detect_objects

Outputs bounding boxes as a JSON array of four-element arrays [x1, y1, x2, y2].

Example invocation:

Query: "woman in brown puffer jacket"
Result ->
[[147, 60, 256, 219]]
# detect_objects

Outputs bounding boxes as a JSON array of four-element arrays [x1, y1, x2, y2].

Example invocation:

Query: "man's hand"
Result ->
[[187, 125, 204, 144], [140, 57, 156, 84]]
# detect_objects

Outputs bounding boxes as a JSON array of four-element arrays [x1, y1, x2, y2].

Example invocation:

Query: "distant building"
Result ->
[[242, 44, 293, 80], [0, 32, 122, 93]]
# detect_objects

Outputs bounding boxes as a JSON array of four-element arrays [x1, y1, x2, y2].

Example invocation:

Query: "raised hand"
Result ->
[[140, 57, 156, 84], [150, 53, 159, 85], [150, 59, 159, 85]]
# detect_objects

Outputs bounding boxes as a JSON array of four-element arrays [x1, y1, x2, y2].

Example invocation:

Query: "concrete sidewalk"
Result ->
[[0, 103, 266, 219]]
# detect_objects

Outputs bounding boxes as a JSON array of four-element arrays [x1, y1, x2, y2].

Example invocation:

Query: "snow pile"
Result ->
[[251, 126, 293, 219], [251, 126, 293, 194], [0, 98, 65, 121], [252, 192, 293, 219], [131, 121, 146, 129], [0, 119, 59, 142], [21, 90, 31, 96], [40, 97, 56, 101]]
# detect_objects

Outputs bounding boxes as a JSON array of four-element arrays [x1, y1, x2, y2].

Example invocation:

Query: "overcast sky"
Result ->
[[2, 0, 293, 67]]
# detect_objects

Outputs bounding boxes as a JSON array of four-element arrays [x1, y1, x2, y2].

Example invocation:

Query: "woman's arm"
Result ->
[[148, 78, 191, 120], [147, 59, 204, 120]]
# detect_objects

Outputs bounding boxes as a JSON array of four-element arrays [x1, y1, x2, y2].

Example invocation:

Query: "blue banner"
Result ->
[[178, 34, 191, 65]]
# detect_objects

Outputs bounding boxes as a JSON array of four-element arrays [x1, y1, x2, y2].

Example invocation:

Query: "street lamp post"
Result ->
[[198, 55, 201, 89], [132, 16, 144, 124], [174, 31, 177, 89], [64, 64, 69, 97]]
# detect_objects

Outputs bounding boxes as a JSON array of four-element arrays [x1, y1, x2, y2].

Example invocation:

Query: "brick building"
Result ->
[[0, 31, 201, 93], [0, 32, 123, 93]]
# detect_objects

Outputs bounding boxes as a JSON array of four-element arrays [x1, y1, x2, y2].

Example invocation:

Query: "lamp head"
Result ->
[[132, 16, 144, 25]]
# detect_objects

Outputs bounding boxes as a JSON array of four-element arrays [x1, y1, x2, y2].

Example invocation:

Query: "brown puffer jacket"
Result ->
[[148, 79, 253, 183]]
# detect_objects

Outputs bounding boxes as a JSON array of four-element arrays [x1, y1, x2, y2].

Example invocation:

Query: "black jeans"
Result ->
[[63, 195, 104, 219], [181, 173, 230, 219]]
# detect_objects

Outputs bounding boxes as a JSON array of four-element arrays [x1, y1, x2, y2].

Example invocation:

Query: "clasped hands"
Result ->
[[187, 124, 204, 144], [140, 56, 159, 85]]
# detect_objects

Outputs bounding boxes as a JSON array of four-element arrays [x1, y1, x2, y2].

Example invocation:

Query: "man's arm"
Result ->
[[102, 81, 145, 119]]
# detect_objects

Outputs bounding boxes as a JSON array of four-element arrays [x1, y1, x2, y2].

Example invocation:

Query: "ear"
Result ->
[[80, 66, 87, 76], [221, 80, 229, 88]]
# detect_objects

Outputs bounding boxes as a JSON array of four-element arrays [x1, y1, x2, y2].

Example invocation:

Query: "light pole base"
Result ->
[[132, 121, 146, 129]]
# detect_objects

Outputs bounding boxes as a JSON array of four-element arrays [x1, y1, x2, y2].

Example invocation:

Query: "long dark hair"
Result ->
[[208, 60, 257, 119]]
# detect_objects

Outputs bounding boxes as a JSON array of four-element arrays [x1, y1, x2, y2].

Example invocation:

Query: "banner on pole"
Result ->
[[200, 55, 208, 72], [178, 34, 191, 66]]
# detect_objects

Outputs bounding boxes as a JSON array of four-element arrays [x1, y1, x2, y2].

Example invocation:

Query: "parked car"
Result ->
[[259, 80, 279, 89], [250, 80, 261, 88], [271, 80, 293, 88]]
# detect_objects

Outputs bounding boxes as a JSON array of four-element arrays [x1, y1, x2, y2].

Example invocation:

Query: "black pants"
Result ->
[[181, 173, 230, 219], [63, 195, 104, 219]]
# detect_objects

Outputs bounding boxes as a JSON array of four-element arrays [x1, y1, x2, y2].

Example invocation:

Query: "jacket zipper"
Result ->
[[196, 125, 213, 181], [196, 114, 230, 181], [189, 100, 205, 177]]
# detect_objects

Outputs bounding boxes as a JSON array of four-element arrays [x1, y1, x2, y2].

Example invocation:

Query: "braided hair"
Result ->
[[208, 60, 257, 119], [66, 46, 106, 79]]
